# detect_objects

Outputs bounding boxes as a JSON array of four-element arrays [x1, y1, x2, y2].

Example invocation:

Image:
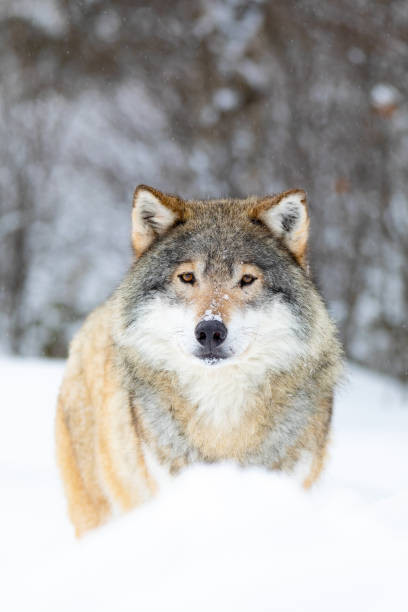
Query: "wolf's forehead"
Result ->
[[184, 200, 253, 242], [161, 198, 291, 277], [186, 197, 253, 219], [178, 224, 253, 272], [169, 205, 266, 272], [178, 249, 238, 277]]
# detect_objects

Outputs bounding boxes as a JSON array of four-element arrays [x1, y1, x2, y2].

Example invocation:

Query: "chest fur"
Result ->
[[131, 363, 289, 462]]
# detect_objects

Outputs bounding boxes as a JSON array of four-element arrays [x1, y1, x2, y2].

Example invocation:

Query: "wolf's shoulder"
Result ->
[[68, 298, 116, 361]]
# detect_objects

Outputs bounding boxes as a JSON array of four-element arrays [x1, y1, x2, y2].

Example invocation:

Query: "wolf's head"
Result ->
[[118, 185, 319, 376]]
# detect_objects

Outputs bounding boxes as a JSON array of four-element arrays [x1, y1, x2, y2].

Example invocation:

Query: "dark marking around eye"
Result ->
[[178, 272, 196, 284], [240, 274, 257, 288], [173, 219, 185, 228], [250, 217, 264, 227]]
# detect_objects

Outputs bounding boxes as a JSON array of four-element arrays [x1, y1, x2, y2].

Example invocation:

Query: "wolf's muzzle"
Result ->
[[194, 320, 227, 353]]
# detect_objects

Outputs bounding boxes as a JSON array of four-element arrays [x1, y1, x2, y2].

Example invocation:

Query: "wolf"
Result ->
[[56, 184, 343, 536]]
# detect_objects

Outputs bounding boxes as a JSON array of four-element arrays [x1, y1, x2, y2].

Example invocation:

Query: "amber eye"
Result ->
[[240, 274, 257, 287], [178, 272, 195, 284]]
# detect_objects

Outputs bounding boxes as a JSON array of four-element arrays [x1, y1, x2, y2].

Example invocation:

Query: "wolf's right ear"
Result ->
[[132, 185, 185, 256], [250, 189, 309, 268]]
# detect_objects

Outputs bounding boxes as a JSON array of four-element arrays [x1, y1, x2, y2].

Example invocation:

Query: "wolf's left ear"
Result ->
[[251, 189, 309, 267], [132, 185, 184, 256]]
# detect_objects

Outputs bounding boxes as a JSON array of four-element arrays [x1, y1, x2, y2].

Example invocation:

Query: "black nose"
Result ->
[[195, 319, 228, 351]]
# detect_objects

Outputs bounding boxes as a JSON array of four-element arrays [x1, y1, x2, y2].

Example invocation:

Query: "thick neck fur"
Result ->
[[173, 361, 266, 429], [122, 346, 271, 428], [119, 344, 322, 464]]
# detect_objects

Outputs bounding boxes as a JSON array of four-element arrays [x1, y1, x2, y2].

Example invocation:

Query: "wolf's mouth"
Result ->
[[194, 350, 228, 365]]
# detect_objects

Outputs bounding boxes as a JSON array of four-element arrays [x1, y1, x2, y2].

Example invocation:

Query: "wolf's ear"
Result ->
[[251, 189, 309, 267], [132, 185, 184, 256]]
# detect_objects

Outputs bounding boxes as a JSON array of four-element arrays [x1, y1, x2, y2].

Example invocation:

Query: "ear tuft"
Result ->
[[132, 185, 184, 256], [252, 189, 309, 267]]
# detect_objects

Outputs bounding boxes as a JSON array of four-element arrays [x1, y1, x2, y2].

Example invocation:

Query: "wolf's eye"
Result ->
[[240, 274, 257, 287], [178, 272, 195, 284]]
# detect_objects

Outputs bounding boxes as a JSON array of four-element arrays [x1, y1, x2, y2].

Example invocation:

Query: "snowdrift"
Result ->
[[1, 358, 407, 611]]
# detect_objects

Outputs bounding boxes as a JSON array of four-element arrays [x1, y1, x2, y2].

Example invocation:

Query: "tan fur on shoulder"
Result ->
[[56, 305, 156, 534]]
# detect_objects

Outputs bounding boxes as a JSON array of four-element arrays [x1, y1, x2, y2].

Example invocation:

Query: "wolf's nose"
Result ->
[[195, 320, 227, 350]]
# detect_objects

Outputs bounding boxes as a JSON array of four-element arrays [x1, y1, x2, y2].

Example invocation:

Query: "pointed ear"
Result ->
[[132, 185, 184, 256], [251, 189, 309, 267]]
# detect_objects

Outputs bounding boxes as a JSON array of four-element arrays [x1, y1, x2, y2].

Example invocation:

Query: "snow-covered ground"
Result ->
[[1, 358, 407, 612]]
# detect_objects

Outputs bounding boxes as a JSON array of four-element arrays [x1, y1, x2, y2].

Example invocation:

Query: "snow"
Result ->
[[370, 83, 400, 108], [1, 358, 407, 612], [203, 308, 223, 322], [213, 88, 240, 111]]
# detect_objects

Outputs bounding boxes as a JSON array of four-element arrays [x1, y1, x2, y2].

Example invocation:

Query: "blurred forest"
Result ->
[[0, 0, 407, 380]]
